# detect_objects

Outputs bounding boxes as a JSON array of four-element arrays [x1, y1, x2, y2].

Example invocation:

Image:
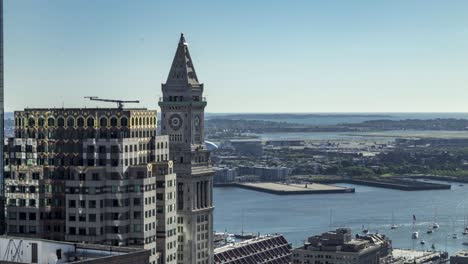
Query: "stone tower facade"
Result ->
[[159, 34, 214, 264]]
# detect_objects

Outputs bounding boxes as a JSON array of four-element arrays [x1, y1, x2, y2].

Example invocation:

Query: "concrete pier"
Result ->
[[219, 182, 355, 195]]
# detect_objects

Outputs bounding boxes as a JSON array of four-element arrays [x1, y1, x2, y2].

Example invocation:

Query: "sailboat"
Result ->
[[432, 208, 440, 229], [390, 211, 398, 230], [452, 219, 458, 239], [411, 214, 419, 239], [427, 220, 433, 234], [362, 224, 369, 234], [234, 210, 256, 240], [463, 216, 468, 235]]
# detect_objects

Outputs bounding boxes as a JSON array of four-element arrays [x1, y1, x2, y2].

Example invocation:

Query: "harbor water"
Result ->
[[214, 182, 468, 254]]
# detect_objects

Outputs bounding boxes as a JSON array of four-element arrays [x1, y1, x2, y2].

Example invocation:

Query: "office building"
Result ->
[[4, 108, 176, 264], [292, 228, 391, 264]]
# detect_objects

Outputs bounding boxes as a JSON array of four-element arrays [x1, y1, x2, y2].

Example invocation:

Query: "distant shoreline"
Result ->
[[207, 113, 394, 119]]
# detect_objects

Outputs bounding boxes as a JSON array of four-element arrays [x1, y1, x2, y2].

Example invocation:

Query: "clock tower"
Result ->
[[159, 34, 214, 264]]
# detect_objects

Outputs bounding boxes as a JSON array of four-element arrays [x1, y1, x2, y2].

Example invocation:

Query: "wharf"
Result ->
[[387, 248, 448, 263], [218, 182, 355, 195], [348, 179, 451, 191]]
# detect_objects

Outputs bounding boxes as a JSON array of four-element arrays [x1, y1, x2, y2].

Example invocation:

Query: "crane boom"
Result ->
[[85, 96, 140, 109]]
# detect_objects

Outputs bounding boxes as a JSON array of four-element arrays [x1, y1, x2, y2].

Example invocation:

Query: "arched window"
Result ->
[[121, 117, 128, 127], [38, 117, 45, 127], [57, 117, 65, 127], [139, 117, 143, 126], [100, 117, 108, 127], [87, 117, 95, 127], [146, 117, 150, 126], [77, 117, 85, 127], [110, 117, 118, 127], [28, 117, 36, 127], [67, 117, 75, 127], [48, 117, 55, 127]]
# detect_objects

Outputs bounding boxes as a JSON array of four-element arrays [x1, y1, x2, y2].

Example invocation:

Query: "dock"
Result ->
[[387, 248, 448, 263], [349, 179, 451, 191], [221, 182, 355, 195]]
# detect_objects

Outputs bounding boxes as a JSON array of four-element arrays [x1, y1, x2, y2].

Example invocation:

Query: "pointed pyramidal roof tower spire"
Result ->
[[166, 33, 199, 85]]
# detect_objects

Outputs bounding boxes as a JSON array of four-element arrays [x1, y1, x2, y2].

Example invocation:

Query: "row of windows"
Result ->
[[17, 115, 157, 128], [15, 129, 156, 141]]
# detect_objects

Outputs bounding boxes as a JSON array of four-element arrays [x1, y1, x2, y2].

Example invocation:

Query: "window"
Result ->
[[47, 117, 55, 127], [87, 117, 95, 127], [134, 211, 142, 219], [69, 200, 76, 208], [134, 198, 141, 205], [89, 214, 96, 222], [8, 212, 17, 220], [77, 117, 85, 127], [99, 146, 106, 154], [38, 117, 45, 127], [100, 117, 108, 127], [121, 117, 128, 127], [110, 117, 118, 126], [28, 117, 36, 127], [89, 200, 96, 208], [57, 117, 65, 127], [157, 193, 164, 201], [67, 117, 74, 127], [89, 228, 97, 236], [69, 214, 76, 221]]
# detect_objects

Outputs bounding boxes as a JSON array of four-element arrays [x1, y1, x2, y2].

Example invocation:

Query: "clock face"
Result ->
[[169, 114, 183, 131]]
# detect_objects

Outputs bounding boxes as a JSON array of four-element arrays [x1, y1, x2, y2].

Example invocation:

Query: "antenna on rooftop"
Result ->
[[84, 96, 140, 109]]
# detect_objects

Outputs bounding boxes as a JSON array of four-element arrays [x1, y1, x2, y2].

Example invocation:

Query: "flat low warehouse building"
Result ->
[[0, 236, 151, 263]]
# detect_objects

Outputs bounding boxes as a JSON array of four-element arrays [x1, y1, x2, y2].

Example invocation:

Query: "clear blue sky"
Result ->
[[5, 0, 468, 113]]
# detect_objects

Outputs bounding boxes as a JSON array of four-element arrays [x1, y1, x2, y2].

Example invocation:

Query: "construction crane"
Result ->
[[85, 96, 140, 109]]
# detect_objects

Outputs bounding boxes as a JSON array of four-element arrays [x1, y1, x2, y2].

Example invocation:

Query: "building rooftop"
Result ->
[[214, 235, 291, 264], [0, 236, 151, 264], [21, 107, 150, 111], [453, 250, 468, 258]]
